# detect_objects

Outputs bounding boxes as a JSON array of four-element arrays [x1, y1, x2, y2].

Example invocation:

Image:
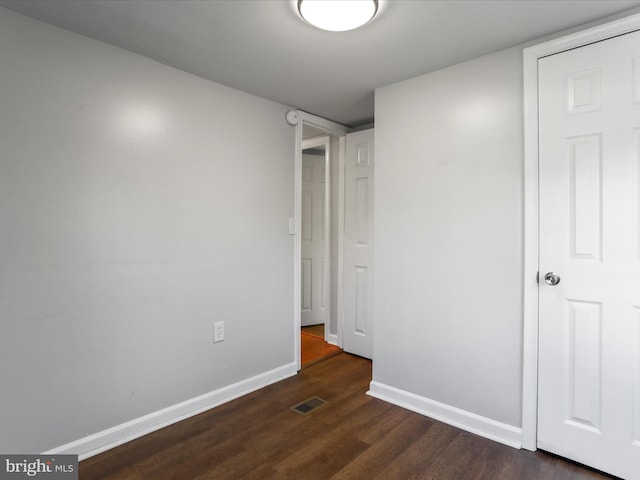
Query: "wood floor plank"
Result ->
[[304, 390, 386, 430], [80, 353, 617, 480], [355, 399, 416, 444], [273, 429, 368, 480], [330, 414, 434, 480], [372, 421, 460, 480], [199, 412, 327, 479], [425, 430, 501, 479]]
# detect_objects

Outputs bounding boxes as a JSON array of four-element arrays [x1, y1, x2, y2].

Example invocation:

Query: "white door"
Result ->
[[343, 129, 374, 359], [538, 30, 640, 479], [301, 151, 330, 327]]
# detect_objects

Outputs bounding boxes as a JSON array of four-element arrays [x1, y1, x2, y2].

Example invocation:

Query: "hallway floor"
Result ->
[[301, 324, 341, 368]]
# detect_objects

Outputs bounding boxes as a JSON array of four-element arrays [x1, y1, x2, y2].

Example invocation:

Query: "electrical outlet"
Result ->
[[213, 321, 224, 343]]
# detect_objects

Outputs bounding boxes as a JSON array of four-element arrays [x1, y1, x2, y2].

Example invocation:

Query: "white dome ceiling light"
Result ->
[[298, 0, 378, 32]]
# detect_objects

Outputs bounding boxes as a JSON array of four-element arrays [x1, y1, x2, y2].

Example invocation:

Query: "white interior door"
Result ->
[[301, 151, 330, 327], [538, 30, 640, 479], [343, 129, 374, 359]]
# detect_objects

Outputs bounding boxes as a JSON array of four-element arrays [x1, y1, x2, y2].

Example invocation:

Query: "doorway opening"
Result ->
[[300, 128, 342, 367], [291, 111, 375, 369], [291, 112, 351, 370]]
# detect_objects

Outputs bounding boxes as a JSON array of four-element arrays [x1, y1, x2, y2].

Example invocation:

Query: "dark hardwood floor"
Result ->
[[80, 353, 615, 479]]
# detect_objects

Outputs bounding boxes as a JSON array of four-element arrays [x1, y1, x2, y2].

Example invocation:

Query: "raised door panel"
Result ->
[[565, 300, 602, 433], [567, 67, 601, 115], [354, 266, 368, 335], [301, 258, 312, 312], [568, 135, 601, 261], [355, 177, 369, 246]]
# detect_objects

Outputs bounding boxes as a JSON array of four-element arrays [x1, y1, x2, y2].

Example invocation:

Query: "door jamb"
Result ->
[[292, 111, 352, 371], [522, 12, 640, 451]]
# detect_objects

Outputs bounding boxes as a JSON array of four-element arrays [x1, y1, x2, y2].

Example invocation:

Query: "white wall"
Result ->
[[373, 46, 524, 429], [0, 7, 295, 454]]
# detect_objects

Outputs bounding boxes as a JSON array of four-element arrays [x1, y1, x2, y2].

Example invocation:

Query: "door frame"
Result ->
[[292, 110, 352, 371], [522, 12, 640, 451]]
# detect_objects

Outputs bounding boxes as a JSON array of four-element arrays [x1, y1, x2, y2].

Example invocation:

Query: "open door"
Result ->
[[342, 128, 375, 359]]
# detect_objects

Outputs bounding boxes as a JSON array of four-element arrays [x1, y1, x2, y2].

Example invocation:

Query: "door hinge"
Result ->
[[536, 271, 539, 284]]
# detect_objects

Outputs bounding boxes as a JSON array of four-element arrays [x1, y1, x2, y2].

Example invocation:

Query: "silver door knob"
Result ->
[[544, 272, 561, 286]]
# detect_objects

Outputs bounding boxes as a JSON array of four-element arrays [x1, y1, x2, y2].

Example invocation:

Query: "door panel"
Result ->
[[343, 129, 374, 359], [301, 258, 312, 312], [566, 300, 602, 433], [538, 29, 640, 479], [355, 177, 369, 244], [568, 134, 601, 260], [355, 266, 368, 334]]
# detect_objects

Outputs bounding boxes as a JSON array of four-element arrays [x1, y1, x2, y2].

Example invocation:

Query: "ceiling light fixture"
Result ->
[[298, 0, 378, 32]]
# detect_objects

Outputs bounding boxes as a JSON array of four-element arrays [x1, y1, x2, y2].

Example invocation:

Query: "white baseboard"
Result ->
[[45, 362, 298, 460], [327, 333, 338, 346], [367, 381, 522, 449]]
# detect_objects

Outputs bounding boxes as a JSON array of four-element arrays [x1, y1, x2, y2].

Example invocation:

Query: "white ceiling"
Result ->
[[2, 0, 640, 127]]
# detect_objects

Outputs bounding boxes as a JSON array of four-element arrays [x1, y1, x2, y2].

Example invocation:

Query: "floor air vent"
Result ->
[[291, 397, 327, 415]]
